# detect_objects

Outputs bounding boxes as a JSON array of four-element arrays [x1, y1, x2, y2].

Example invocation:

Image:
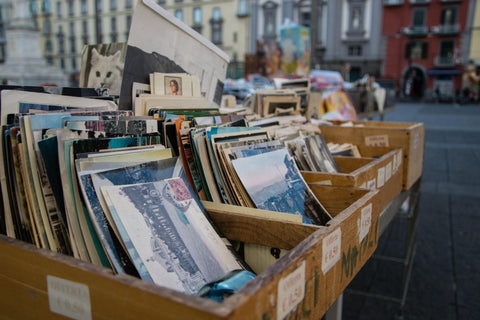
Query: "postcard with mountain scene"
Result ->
[[231, 148, 332, 225]]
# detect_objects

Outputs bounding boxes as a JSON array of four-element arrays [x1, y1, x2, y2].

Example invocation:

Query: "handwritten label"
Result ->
[[359, 204, 372, 243], [367, 178, 376, 190], [322, 228, 342, 274], [414, 133, 420, 150], [385, 161, 392, 182], [396, 150, 403, 171], [377, 167, 385, 188], [365, 135, 389, 147], [277, 261, 306, 320], [47, 275, 91, 320]]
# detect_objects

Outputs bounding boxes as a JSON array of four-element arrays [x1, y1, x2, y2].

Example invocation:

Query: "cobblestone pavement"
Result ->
[[342, 102, 480, 320]]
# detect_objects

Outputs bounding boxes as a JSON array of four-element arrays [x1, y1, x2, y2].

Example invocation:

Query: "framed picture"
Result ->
[[262, 96, 301, 117], [164, 76, 182, 96]]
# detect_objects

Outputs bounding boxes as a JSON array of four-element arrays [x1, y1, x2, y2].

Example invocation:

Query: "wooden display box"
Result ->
[[319, 121, 425, 190], [0, 185, 381, 320], [301, 147, 403, 212]]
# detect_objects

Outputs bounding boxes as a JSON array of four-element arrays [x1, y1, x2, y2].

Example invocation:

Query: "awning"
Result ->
[[428, 69, 461, 76]]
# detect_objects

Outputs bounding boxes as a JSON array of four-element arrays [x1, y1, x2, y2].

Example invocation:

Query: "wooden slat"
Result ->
[[206, 206, 320, 250]]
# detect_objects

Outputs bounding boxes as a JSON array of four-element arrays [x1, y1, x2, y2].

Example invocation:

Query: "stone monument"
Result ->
[[0, 0, 68, 86]]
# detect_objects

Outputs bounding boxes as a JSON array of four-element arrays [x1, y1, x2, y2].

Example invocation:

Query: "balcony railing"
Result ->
[[409, 0, 430, 4], [383, 0, 404, 5], [431, 24, 460, 35], [434, 55, 456, 67], [402, 25, 428, 36]]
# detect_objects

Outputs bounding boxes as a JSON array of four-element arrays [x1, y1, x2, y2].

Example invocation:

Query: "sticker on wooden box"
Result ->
[[396, 150, 403, 171], [364, 135, 389, 147], [47, 275, 91, 320], [414, 133, 420, 150], [277, 261, 306, 320], [367, 178, 376, 190], [385, 161, 392, 182], [322, 228, 341, 274], [377, 167, 385, 188], [359, 204, 372, 243]]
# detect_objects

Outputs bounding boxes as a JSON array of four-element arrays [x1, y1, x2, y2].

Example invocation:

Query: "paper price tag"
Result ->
[[322, 228, 341, 274], [365, 135, 389, 147], [359, 204, 372, 243], [377, 167, 385, 188], [385, 161, 392, 182], [277, 261, 306, 320], [367, 178, 376, 190], [396, 150, 403, 171], [414, 133, 420, 150], [47, 275, 91, 320]]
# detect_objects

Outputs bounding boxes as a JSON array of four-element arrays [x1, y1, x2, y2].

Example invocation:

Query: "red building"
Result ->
[[381, 0, 471, 100]]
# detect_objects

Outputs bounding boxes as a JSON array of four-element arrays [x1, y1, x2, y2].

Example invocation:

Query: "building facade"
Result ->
[[247, 0, 383, 81], [322, 0, 383, 81], [469, 0, 480, 63], [0, 0, 250, 80], [381, 0, 474, 100]]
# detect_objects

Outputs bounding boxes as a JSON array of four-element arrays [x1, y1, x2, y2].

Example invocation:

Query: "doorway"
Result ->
[[403, 66, 425, 99]]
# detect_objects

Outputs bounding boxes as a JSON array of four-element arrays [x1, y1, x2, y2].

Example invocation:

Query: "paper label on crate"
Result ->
[[277, 261, 306, 320], [377, 167, 385, 188], [47, 275, 91, 320], [396, 150, 403, 171], [414, 133, 420, 150], [359, 204, 372, 243], [359, 182, 367, 189], [365, 135, 389, 147], [385, 161, 392, 182], [367, 178, 376, 190], [322, 228, 342, 274]]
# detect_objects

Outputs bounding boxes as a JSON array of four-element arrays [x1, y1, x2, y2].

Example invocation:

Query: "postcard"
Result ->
[[101, 178, 243, 294], [232, 148, 332, 225]]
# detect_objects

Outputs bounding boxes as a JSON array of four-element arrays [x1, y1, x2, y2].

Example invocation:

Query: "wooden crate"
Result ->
[[319, 121, 425, 190], [302, 147, 403, 212], [0, 185, 381, 320]]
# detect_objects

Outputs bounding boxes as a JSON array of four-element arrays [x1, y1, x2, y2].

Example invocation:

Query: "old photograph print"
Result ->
[[232, 148, 332, 225], [101, 178, 241, 294]]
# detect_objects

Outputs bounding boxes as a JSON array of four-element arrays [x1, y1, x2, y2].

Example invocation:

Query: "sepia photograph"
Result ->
[[164, 76, 182, 96], [80, 43, 127, 96], [101, 178, 242, 294]]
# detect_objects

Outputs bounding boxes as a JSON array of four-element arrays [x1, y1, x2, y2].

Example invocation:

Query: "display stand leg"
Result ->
[[325, 294, 343, 320]]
